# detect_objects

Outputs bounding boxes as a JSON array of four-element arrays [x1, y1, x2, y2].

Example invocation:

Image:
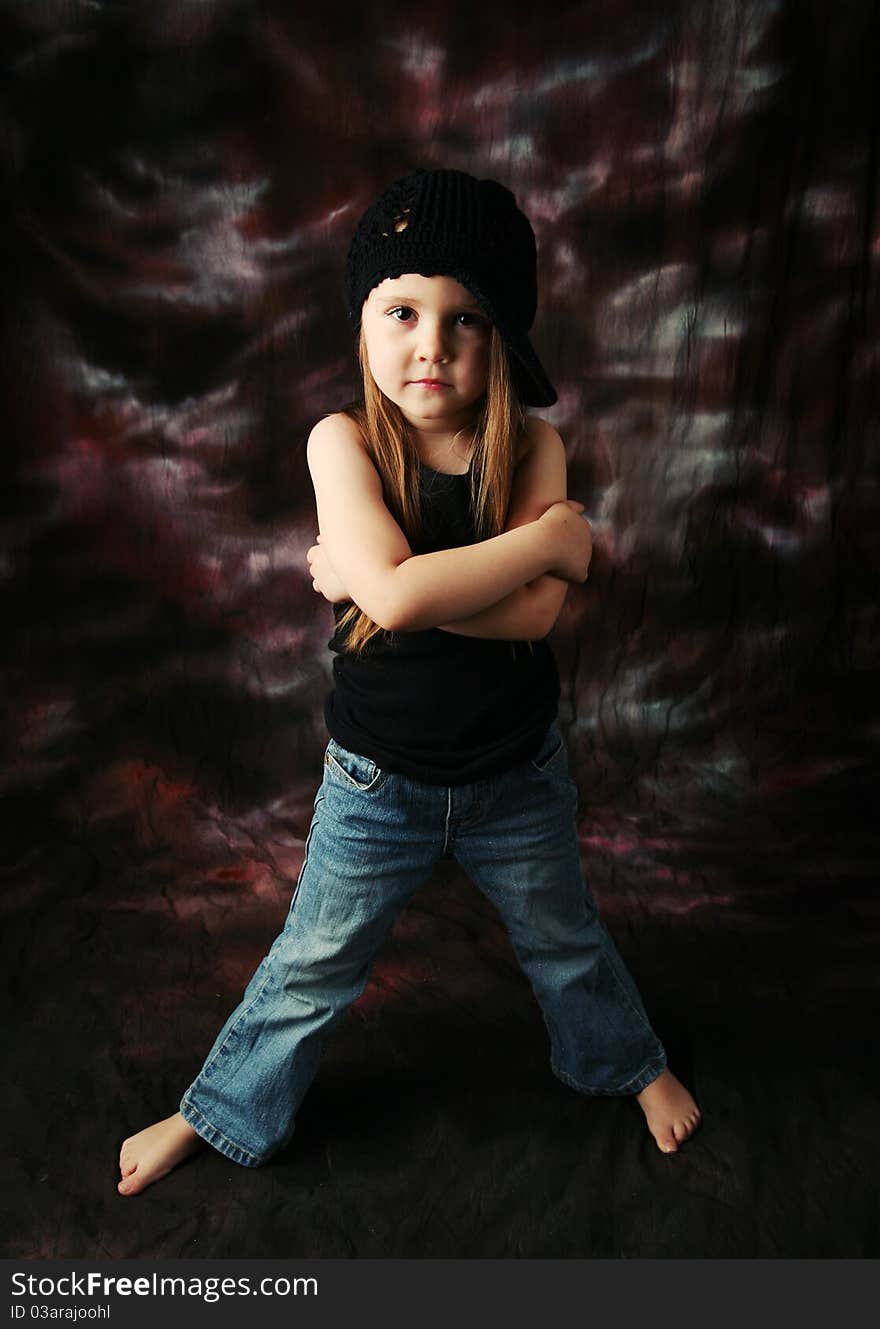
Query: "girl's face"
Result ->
[[361, 274, 492, 432]]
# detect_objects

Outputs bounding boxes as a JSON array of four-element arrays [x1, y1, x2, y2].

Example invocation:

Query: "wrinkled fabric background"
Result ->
[[1, 0, 877, 1258]]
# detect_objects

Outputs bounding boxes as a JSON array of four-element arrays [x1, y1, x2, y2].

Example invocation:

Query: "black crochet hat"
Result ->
[[345, 168, 557, 408]]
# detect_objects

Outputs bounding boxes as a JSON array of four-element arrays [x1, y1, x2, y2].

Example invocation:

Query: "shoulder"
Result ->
[[517, 413, 565, 467], [307, 410, 367, 457], [306, 411, 379, 482], [523, 413, 564, 446]]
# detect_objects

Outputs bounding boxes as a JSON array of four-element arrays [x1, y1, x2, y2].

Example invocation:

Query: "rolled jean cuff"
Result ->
[[179, 1093, 265, 1169], [550, 1050, 668, 1097]]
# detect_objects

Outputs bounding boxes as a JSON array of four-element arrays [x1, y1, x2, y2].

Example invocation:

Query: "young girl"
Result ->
[[118, 168, 701, 1196]]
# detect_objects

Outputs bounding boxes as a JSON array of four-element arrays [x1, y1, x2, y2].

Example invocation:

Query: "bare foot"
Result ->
[[117, 1112, 205, 1195], [635, 1068, 702, 1153]]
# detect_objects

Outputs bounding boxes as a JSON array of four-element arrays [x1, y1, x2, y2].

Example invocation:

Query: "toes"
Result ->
[[670, 1112, 701, 1144], [119, 1143, 138, 1177], [658, 1135, 678, 1153]]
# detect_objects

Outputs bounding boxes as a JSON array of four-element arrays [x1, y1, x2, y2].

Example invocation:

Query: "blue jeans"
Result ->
[[179, 720, 667, 1167]]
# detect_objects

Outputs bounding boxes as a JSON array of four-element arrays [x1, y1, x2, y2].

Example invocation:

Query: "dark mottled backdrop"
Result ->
[[2, 0, 878, 1258]]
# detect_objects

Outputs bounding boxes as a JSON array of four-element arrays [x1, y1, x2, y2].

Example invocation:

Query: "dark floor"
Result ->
[[2, 826, 878, 1260]]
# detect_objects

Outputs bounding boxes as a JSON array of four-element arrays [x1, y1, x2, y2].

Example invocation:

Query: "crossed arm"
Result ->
[[306, 413, 588, 641], [313, 550, 567, 641]]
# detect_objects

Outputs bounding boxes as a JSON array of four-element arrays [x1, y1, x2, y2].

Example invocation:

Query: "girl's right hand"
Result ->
[[539, 499, 593, 582], [307, 535, 352, 603]]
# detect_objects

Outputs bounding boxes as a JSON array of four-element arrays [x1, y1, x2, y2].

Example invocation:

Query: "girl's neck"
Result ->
[[410, 423, 476, 474]]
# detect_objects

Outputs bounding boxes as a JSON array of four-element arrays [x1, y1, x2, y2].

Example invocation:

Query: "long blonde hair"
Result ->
[[333, 324, 528, 656]]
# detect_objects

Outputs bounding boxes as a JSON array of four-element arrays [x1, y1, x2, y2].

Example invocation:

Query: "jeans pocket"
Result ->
[[528, 720, 566, 773], [324, 738, 389, 793]]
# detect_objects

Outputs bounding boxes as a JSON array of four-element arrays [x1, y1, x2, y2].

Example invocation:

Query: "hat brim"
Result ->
[[492, 315, 558, 409]]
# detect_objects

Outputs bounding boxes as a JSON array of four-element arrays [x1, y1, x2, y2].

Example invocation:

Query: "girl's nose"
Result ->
[[417, 319, 450, 363]]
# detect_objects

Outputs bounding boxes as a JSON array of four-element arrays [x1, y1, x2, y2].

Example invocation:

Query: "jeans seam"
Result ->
[[597, 933, 660, 1040], [199, 961, 275, 1084], [290, 793, 323, 913], [442, 785, 454, 858]]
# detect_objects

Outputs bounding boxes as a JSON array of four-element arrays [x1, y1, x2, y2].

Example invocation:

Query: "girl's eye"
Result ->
[[389, 306, 416, 322], [456, 313, 487, 329]]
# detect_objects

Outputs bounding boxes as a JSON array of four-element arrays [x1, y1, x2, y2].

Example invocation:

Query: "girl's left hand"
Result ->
[[307, 536, 351, 603]]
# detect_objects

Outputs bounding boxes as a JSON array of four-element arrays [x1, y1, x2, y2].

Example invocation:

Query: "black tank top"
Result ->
[[323, 457, 560, 785]]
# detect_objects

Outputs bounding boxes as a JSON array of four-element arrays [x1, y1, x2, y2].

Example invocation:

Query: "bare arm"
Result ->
[[431, 575, 566, 641], [436, 417, 577, 641], [307, 413, 582, 633]]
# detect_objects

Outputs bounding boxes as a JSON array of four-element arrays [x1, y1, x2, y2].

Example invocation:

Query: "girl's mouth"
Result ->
[[410, 379, 451, 389]]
